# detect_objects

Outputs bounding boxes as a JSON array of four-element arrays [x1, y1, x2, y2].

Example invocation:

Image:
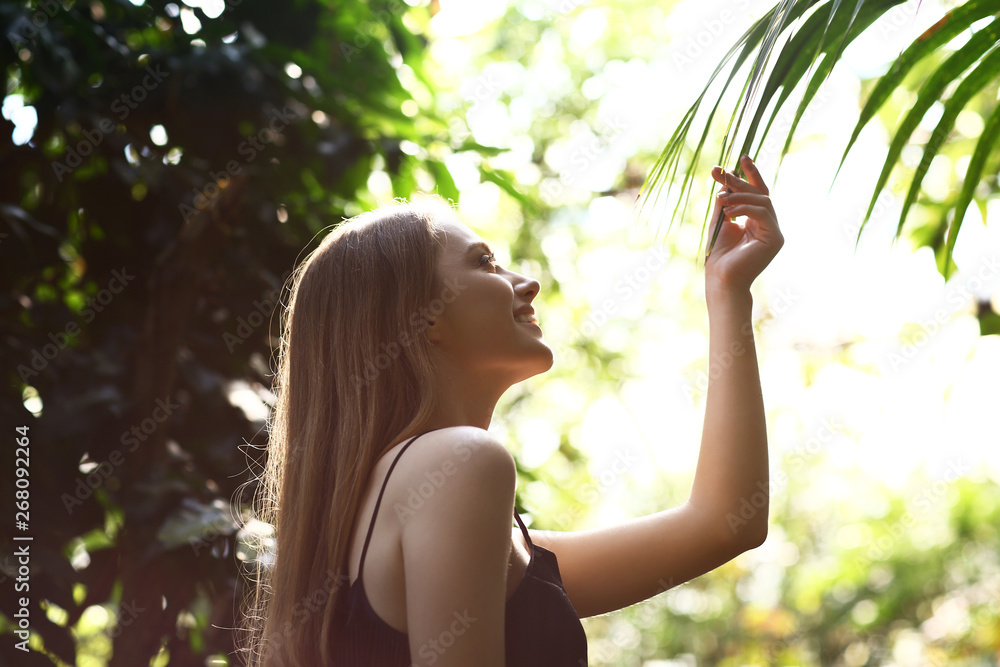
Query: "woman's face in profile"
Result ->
[[427, 215, 554, 385]]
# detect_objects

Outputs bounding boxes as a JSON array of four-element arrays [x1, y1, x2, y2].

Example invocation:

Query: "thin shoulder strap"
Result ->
[[513, 509, 534, 549], [358, 431, 433, 580]]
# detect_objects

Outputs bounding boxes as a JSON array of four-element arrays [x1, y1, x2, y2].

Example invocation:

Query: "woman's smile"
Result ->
[[514, 307, 539, 326]]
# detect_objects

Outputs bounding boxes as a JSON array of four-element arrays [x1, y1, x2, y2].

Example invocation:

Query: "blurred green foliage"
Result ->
[[1, 1, 998, 666], [0, 0, 472, 665]]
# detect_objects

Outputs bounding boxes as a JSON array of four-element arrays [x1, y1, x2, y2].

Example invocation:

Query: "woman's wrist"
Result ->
[[705, 275, 753, 311]]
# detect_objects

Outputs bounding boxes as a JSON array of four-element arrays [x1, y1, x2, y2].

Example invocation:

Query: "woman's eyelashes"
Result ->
[[479, 253, 499, 270]]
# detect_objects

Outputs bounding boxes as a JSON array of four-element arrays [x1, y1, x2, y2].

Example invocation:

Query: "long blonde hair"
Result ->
[[240, 197, 455, 666]]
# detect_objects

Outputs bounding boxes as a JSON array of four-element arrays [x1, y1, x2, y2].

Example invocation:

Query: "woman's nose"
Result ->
[[513, 273, 540, 300]]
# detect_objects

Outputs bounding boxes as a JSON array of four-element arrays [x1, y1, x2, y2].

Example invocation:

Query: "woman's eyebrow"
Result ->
[[465, 241, 492, 256]]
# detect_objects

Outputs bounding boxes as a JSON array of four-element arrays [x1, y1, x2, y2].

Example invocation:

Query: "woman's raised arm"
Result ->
[[689, 153, 784, 543], [530, 154, 784, 618]]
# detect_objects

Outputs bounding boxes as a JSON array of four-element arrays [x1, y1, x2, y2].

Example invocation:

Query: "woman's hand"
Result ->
[[705, 154, 784, 292]]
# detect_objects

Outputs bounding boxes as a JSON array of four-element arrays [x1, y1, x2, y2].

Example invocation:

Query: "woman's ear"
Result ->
[[425, 317, 441, 345]]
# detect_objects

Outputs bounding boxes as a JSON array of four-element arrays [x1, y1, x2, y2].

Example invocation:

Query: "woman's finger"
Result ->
[[705, 196, 742, 251], [721, 204, 777, 227], [711, 165, 755, 193], [717, 191, 774, 214], [738, 154, 769, 196]]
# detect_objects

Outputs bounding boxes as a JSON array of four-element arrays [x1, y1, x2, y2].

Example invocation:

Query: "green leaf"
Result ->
[[479, 164, 539, 213], [638, 1, 804, 251], [940, 98, 1000, 279], [899, 45, 1000, 242], [707, 0, 816, 259], [854, 18, 999, 251], [833, 0, 1000, 189], [978, 307, 1000, 336], [156, 498, 235, 550], [764, 0, 901, 181], [426, 159, 460, 203], [453, 140, 507, 156]]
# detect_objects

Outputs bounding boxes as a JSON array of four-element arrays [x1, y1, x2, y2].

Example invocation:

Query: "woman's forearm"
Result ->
[[687, 278, 769, 547]]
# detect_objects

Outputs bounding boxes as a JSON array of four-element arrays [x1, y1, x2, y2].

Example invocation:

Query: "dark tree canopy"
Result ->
[[0, 1, 463, 664]]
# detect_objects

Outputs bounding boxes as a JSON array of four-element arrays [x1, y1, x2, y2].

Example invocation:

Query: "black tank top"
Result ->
[[331, 431, 589, 666]]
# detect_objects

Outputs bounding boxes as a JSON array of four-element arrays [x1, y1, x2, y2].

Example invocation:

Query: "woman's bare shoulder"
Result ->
[[396, 426, 516, 665], [390, 426, 514, 487], [386, 426, 516, 530]]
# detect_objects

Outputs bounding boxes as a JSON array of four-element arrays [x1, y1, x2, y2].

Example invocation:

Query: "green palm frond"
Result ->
[[637, 0, 1000, 281]]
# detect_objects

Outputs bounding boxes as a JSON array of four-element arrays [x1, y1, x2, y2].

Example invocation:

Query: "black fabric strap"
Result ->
[[358, 431, 432, 580]]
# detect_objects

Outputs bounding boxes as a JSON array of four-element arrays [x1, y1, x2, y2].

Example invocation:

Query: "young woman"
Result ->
[[241, 154, 784, 666]]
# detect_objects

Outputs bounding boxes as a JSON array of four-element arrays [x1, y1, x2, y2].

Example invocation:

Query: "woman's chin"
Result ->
[[520, 347, 555, 380], [539, 346, 555, 372]]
